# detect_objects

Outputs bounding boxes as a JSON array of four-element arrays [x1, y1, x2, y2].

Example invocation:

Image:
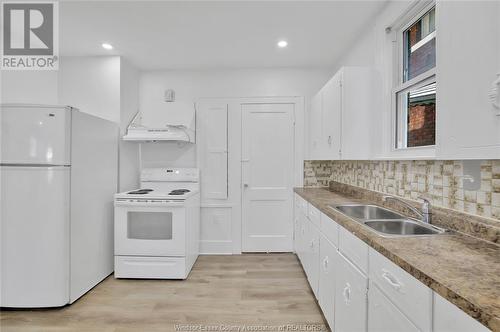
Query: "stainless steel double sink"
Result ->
[[329, 204, 448, 237]]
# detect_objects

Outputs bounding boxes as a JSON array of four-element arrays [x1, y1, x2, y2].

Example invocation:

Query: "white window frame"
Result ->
[[391, 1, 436, 153]]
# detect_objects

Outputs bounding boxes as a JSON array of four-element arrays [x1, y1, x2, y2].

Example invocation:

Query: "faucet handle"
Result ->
[[418, 195, 430, 202], [418, 196, 432, 213]]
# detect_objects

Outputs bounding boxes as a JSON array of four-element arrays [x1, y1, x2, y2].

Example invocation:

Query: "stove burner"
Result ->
[[128, 189, 153, 195], [169, 189, 190, 195]]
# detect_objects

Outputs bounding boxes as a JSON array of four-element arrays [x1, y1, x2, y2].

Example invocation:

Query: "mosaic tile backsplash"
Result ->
[[304, 160, 500, 221]]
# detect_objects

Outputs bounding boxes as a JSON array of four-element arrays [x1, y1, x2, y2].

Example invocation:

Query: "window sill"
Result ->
[[375, 145, 436, 160]]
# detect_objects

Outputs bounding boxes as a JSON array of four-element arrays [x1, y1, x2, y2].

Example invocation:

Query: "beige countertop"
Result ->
[[294, 187, 500, 332]]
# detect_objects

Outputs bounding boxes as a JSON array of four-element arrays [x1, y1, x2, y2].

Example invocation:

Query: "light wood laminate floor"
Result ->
[[1, 254, 328, 332]]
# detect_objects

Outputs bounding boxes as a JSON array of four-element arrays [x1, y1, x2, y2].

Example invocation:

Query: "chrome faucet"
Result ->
[[383, 195, 432, 224]]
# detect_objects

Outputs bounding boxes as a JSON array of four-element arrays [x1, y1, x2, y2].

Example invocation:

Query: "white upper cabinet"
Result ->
[[341, 67, 379, 160], [322, 73, 342, 159], [308, 91, 326, 159], [436, 1, 500, 159], [308, 66, 379, 160]]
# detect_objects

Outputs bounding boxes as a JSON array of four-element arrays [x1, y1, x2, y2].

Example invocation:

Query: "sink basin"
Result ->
[[364, 219, 446, 237], [329, 204, 448, 237], [331, 204, 404, 220]]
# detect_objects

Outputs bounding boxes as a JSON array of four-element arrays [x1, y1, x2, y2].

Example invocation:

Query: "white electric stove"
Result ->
[[114, 168, 200, 279]]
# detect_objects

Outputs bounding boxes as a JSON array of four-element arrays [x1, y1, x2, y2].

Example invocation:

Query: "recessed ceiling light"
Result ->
[[102, 43, 113, 50], [277, 40, 288, 48]]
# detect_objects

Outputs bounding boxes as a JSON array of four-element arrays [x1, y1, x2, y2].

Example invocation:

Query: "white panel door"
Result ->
[[0, 105, 71, 165], [0, 166, 70, 307], [197, 102, 228, 200], [242, 103, 294, 252]]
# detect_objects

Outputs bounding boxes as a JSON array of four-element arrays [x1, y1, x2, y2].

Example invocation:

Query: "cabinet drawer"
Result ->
[[369, 248, 432, 331], [368, 282, 419, 332], [320, 212, 339, 247], [338, 226, 368, 274], [115, 256, 186, 279], [307, 203, 321, 227]]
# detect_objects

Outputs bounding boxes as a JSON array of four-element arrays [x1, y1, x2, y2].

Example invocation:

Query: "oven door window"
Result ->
[[127, 212, 173, 240]]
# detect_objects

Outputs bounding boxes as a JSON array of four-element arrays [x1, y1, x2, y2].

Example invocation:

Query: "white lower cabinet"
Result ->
[[368, 282, 419, 332], [369, 248, 432, 331], [294, 195, 487, 332], [304, 219, 320, 298], [334, 251, 368, 332], [433, 292, 491, 332], [318, 234, 337, 328], [295, 194, 308, 263]]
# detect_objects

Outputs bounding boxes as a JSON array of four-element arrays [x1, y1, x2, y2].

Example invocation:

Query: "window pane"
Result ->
[[396, 82, 436, 148], [403, 7, 436, 81]]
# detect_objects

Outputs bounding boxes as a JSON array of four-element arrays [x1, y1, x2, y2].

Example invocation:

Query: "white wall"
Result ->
[[1, 56, 140, 191], [59, 56, 121, 123], [1, 71, 59, 105], [139, 68, 331, 168]]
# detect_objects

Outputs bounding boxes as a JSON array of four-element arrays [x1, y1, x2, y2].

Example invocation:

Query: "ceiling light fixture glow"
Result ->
[[277, 40, 288, 48], [102, 43, 113, 50]]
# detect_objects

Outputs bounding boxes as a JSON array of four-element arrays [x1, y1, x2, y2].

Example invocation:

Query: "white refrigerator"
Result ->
[[0, 104, 118, 307]]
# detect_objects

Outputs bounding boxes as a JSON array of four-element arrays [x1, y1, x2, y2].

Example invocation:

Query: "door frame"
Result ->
[[196, 96, 304, 254], [239, 97, 304, 253]]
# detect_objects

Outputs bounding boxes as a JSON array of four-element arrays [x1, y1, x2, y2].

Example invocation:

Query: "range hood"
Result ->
[[123, 111, 195, 143]]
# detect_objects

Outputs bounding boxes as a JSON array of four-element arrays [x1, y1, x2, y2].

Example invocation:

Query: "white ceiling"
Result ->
[[60, 1, 387, 70]]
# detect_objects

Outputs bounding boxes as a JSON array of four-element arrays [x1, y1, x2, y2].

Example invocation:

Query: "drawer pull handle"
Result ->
[[322, 256, 329, 271], [343, 283, 351, 303], [381, 269, 402, 291]]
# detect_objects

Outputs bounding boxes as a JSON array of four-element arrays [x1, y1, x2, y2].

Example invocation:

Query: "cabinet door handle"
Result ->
[[381, 269, 402, 291], [322, 256, 329, 271], [328, 135, 332, 145], [343, 283, 351, 303], [309, 240, 315, 248], [488, 73, 500, 112]]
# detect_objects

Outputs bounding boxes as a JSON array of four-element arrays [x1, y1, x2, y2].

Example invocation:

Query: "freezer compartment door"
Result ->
[[0, 105, 71, 165], [0, 166, 70, 307]]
